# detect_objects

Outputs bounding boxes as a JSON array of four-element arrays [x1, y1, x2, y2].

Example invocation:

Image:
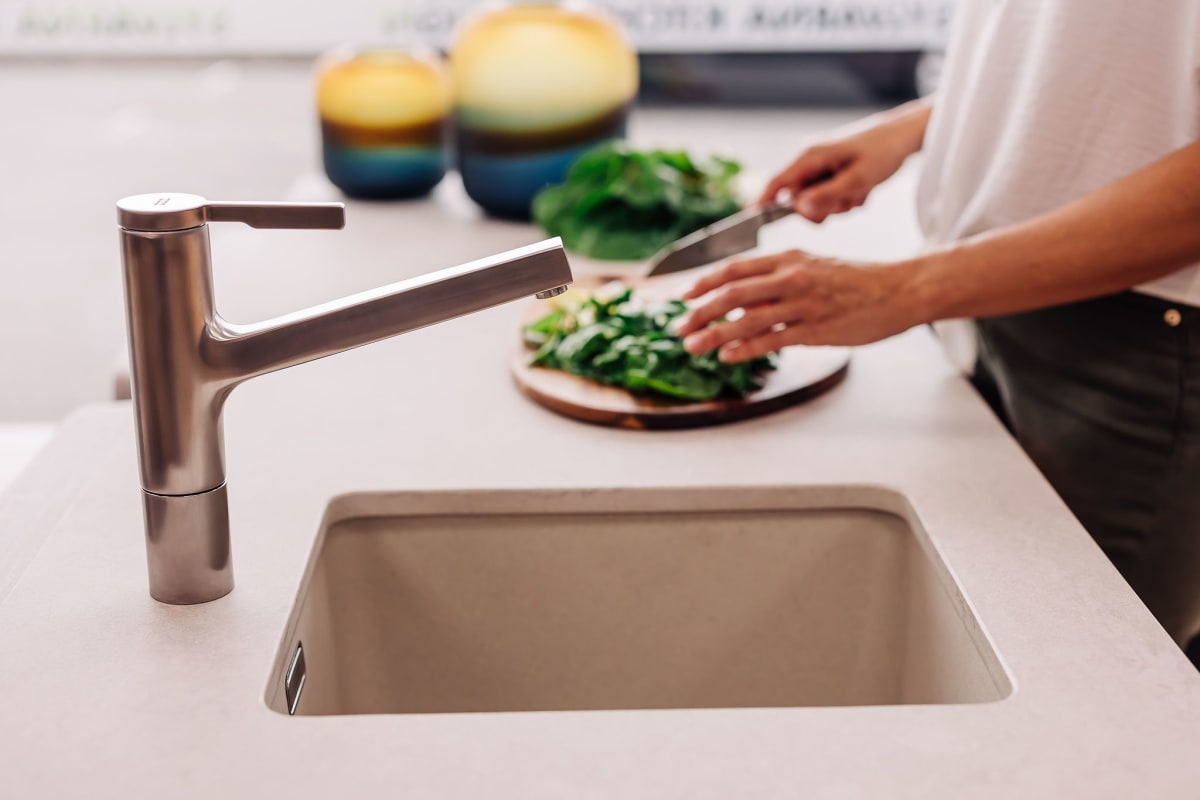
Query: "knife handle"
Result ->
[[761, 165, 836, 223], [761, 200, 796, 224]]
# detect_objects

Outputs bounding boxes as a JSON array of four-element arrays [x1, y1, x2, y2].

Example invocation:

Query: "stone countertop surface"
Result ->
[[1, 67, 1199, 795], [2, 268, 1199, 796]]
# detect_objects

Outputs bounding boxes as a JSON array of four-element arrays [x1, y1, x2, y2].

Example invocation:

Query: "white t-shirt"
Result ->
[[918, 0, 1200, 307]]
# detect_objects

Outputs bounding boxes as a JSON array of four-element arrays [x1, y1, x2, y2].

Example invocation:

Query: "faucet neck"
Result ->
[[122, 224, 230, 498]]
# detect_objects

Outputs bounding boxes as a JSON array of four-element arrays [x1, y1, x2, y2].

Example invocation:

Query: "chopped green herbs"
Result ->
[[532, 142, 743, 261], [524, 287, 777, 402]]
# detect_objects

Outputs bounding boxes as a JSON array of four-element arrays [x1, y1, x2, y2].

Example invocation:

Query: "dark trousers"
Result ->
[[972, 291, 1200, 652]]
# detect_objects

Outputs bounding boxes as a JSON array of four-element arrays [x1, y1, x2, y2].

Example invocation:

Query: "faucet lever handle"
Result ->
[[118, 193, 345, 232], [205, 201, 345, 230]]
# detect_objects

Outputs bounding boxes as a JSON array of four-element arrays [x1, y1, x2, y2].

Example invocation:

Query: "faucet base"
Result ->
[[143, 485, 234, 604]]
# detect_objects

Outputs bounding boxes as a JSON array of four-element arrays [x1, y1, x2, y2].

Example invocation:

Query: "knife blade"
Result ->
[[644, 201, 795, 277]]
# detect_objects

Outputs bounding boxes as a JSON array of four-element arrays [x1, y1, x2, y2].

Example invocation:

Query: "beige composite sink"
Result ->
[[266, 487, 1011, 716]]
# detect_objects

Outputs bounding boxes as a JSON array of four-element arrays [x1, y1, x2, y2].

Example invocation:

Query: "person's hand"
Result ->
[[674, 250, 925, 361], [760, 129, 913, 223], [760, 104, 928, 223]]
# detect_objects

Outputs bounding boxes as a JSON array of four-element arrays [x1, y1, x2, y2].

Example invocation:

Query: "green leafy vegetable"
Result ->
[[532, 142, 743, 261], [525, 287, 777, 402]]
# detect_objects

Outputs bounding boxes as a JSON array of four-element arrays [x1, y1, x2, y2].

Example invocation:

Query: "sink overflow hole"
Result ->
[[284, 641, 306, 715]]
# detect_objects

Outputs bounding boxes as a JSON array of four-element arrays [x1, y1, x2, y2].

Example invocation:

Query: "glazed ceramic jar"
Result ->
[[450, 2, 639, 219], [316, 49, 453, 199]]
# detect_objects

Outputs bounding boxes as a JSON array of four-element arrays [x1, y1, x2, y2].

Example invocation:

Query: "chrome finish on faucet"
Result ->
[[118, 192, 573, 604], [118, 193, 348, 232]]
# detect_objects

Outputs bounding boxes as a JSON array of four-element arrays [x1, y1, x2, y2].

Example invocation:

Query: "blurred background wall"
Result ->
[[2, 1, 954, 101]]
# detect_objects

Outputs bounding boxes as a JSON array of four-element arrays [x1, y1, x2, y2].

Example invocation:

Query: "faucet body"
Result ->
[[118, 193, 572, 604]]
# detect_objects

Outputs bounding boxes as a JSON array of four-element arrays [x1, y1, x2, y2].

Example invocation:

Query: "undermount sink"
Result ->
[[266, 487, 1011, 716]]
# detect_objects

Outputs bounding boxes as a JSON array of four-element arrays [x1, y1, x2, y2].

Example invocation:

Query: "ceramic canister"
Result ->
[[450, 2, 639, 219], [317, 49, 453, 199]]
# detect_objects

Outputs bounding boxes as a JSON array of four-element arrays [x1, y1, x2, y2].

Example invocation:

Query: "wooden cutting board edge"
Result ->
[[510, 351, 850, 431]]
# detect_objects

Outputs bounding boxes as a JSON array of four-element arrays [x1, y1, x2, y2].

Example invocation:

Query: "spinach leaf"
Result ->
[[532, 142, 743, 261], [525, 288, 777, 402]]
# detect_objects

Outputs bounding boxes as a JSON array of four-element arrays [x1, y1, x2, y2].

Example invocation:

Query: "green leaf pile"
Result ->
[[532, 142, 742, 261], [524, 287, 777, 402]]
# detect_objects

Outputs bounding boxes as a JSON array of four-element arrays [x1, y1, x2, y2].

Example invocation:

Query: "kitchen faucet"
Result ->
[[117, 193, 572, 605]]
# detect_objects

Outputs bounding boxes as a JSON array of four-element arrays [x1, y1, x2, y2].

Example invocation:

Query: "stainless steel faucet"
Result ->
[[117, 193, 572, 605]]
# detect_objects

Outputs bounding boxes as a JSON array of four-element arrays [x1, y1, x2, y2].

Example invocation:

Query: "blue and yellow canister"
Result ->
[[316, 49, 453, 199], [450, 2, 639, 219]]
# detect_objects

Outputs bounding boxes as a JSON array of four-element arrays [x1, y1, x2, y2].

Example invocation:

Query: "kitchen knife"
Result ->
[[644, 201, 795, 277]]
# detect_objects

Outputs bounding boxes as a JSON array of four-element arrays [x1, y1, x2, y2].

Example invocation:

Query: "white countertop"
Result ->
[[1, 211, 1199, 797], [0, 424, 55, 491], [1, 70, 1198, 795]]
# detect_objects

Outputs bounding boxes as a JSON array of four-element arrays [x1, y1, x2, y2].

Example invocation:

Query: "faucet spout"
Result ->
[[118, 193, 573, 604], [207, 238, 572, 381]]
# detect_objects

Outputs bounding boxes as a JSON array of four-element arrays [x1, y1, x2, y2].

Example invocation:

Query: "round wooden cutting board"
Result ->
[[511, 346, 849, 430], [510, 275, 851, 430]]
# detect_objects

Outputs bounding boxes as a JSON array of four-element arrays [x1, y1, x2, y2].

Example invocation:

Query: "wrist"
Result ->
[[843, 103, 929, 182], [870, 98, 933, 159], [889, 249, 955, 326]]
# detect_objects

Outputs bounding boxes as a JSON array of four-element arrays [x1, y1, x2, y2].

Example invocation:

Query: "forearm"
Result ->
[[850, 96, 934, 158], [908, 140, 1200, 320]]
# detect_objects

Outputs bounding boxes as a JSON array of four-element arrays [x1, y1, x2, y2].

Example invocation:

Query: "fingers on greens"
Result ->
[[532, 142, 743, 261], [524, 287, 778, 402]]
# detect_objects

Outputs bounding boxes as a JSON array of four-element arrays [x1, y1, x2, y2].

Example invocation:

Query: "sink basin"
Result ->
[[266, 487, 1011, 716]]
